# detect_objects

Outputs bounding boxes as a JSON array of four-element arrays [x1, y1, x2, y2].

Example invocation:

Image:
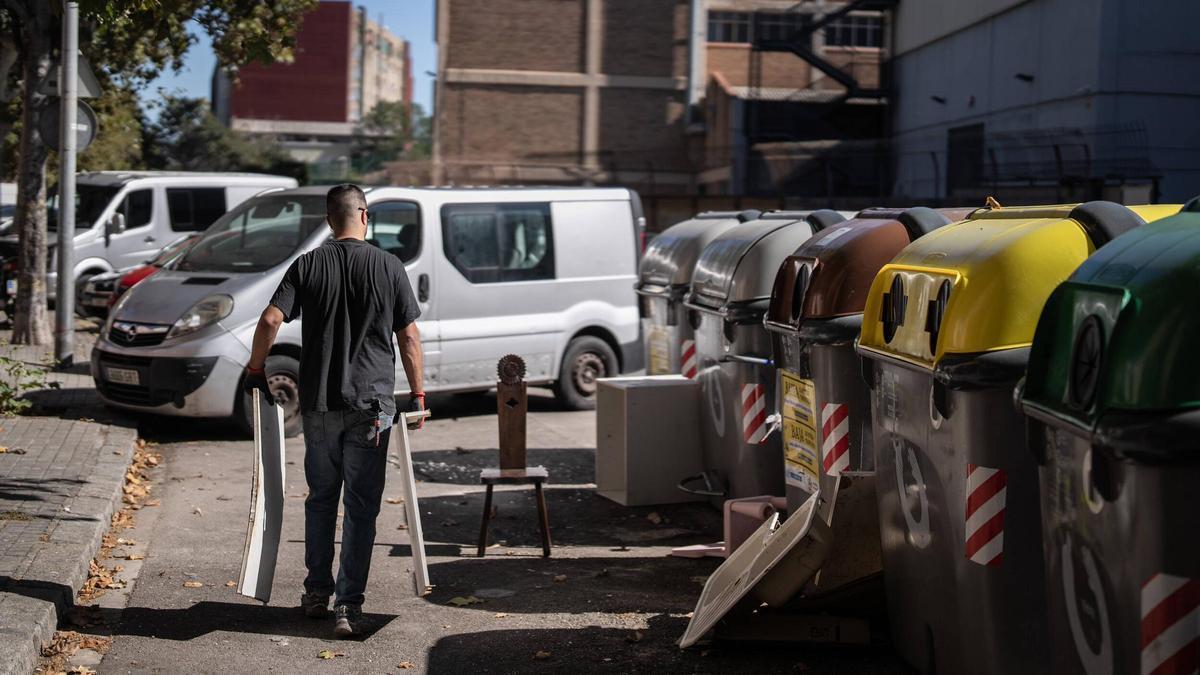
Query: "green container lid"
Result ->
[[1023, 202, 1200, 432]]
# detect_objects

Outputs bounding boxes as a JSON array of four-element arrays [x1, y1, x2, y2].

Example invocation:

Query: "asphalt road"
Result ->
[[87, 390, 912, 674]]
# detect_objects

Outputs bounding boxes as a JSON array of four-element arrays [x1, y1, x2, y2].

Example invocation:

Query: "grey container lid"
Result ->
[[637, 212, 756, 295], [688, 213, 827, 311]]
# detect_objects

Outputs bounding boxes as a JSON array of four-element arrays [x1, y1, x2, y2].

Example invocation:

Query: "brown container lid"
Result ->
[[767, 207, 969, 329]]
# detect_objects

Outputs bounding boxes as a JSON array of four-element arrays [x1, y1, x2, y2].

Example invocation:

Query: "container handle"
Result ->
[[1069, 201, 1146, 247], [677, 472, 725, 497], [721, 354, 773, 367]]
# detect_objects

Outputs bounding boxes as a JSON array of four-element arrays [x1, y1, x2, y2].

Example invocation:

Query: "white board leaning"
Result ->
[[393, 410, 431, 596], [238, 389, 287, 603]]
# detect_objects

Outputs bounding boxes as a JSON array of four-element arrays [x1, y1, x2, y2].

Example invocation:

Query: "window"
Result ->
[[824, 14, 883, 48], [442, 202, 554, 284], [367, 201, 421, 264], [755, 12, 806, 42], [122, 189, 153, 229], [167, 188, 227, 232], [707, 11, 751, 43]]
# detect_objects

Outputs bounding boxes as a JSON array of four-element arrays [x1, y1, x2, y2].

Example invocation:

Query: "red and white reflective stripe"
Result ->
[[741, 384, 768, 445], [821, 403, 850, 476], [681, 340, 698, 379], [1141, 573, 1199, 675], [964, 464, 1006, 566]]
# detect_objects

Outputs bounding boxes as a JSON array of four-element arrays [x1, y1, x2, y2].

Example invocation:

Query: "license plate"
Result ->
[[5, 279, 14, 295], [105, 367, 140, 386]]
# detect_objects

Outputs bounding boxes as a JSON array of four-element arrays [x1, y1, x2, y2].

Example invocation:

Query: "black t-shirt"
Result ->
[[269, 238, 421, 415]]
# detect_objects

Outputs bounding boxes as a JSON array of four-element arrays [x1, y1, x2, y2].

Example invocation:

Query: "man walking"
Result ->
[[243, 184, 425, 638]]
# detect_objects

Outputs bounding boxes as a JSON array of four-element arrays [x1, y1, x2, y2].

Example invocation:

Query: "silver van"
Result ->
[[31, 171, 297, 303], [90, 185, 644, 435]]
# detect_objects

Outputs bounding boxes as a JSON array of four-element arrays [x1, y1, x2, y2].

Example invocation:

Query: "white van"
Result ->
[[90, 185, 644, 435], [33, 171, 297, 302]]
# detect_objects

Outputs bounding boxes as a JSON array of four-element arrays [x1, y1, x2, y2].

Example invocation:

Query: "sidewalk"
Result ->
[[0, 327, 139, 675]]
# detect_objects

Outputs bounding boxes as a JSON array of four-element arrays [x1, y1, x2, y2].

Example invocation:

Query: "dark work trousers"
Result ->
[[301, 409, 392, 607]]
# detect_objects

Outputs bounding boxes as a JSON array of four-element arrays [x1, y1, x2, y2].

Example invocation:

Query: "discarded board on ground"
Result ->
[[393, 409, 432, 596], [237, 389, 286, 603]]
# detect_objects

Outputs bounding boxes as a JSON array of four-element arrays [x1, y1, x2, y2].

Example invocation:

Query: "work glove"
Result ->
[[406, 393, 426, 430], [243, 365, 273, 403]]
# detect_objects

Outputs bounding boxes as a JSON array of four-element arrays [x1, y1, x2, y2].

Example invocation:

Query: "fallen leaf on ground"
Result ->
[[447, 596, 483, 606], [396, 523, 408, 530], [626, 631, 644, 643], [397, 662, 416, 669], [144, 499, 161, 507], [317, 649, 346, 659], [646, 512, 662, 525], [192, 507, 203, 516], [225, 581, 237, 587], [534, 650, 551, 660], [124, 554, 145, 561], [552, 575, 567, 582], [182, 581, 203, 588], [116, 538, 136, 545], [494, 612, 508, 618], [385, 497, 404, 504]]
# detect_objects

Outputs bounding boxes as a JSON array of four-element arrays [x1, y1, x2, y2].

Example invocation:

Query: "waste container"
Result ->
[[681, 209, 846, 500], [1019, 200, 1200, 675], [636, 211, 758, 376], [855, 202, 1177, 675]]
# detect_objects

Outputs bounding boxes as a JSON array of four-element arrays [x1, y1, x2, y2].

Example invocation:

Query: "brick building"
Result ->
[[432, 0, 888, 198], [212, 1, 413, 168]]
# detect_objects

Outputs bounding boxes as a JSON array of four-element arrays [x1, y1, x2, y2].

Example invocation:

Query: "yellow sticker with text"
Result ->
[[647, 325, 671, 375], [780, 370, 820, 494]]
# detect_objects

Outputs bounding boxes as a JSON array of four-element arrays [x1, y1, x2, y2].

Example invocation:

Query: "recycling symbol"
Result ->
[[893, 436, 931, 549], [1061, 532, 1112, 675]]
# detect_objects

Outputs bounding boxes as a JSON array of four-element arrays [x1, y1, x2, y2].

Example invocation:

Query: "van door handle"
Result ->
[[418, 274, 429, 303], [143, 236, 156, 243]]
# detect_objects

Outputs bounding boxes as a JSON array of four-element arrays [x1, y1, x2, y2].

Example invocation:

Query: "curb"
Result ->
[[0, 422, 138, 675]]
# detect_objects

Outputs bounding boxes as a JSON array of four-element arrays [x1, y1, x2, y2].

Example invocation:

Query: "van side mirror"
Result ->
[[106, 212, 126, 236]]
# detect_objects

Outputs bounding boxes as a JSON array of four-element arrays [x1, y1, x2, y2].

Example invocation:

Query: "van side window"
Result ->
[[122, 189, 153, 229], [366, 201, 421, 264], [442, 202, 555, 283], [167, 188, 227, 232]]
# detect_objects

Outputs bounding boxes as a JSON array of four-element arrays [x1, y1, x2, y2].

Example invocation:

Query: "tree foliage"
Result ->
[[143, 95, 306, 182], [0, 0, 316, 345], [352, 101, 433, 175]]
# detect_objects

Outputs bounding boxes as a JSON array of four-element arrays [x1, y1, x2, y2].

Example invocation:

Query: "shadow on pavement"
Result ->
[[97, 600, 396, 641], [425, 614, 913, 674], [0, 476, 87, 503], [396, 488, 722, 551], [411, 447, 595, 485]]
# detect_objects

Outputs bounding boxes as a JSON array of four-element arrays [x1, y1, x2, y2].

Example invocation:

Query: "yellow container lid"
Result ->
[[858, 202, 1181, 369]]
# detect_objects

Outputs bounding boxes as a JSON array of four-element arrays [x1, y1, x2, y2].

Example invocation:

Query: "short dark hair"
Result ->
[[326, 184, 367, 224]]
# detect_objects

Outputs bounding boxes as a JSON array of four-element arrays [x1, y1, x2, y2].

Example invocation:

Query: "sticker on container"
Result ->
[[647, 325, 671, 375], [779, 370, 819, 494], [821, 403, 850, 476], [1140, 572, 1198, 675], [893, 437, 930, 549], [964, 464, 1006, 566], [681, 339, 698, 379], [1082, 449, 1105, 515], [1061, 532, 1112, 675]]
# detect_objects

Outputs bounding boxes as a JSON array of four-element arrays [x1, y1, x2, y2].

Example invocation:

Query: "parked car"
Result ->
[[80, 233, 202, 319], [91, 185, 645, 435], [0, 171, 297, 312]]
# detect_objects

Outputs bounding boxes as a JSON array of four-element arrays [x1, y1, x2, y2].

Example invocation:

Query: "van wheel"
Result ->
[[554, 337, 616, 410], [236, 354, 303, 438]]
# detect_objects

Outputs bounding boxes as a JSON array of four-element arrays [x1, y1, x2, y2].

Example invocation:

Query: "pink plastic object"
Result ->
[[724, 495, 788, 557]]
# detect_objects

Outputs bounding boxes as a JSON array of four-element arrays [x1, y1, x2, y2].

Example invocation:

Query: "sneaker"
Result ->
[[333, 604, 363, 638], [300, 592, 330, 618]]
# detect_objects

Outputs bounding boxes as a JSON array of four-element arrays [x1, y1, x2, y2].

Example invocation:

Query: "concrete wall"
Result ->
[[891, 0, 1200, 202], [894, 0, 1028, 55]]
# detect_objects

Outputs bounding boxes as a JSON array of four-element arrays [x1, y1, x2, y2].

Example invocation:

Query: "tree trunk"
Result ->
[[11, 3, 51, 345]]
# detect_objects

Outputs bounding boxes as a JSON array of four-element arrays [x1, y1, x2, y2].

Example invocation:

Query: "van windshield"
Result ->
[[174, 195, 326, 273]]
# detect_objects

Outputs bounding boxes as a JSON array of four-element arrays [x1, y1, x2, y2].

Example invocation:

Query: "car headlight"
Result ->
[[168, 294, 234, 339]]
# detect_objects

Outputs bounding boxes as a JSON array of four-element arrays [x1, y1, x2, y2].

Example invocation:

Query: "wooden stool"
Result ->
[[477, 466, 551, 557]]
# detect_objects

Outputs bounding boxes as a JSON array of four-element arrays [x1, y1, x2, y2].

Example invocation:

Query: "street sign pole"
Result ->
[[55, 1, 79, 366]]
